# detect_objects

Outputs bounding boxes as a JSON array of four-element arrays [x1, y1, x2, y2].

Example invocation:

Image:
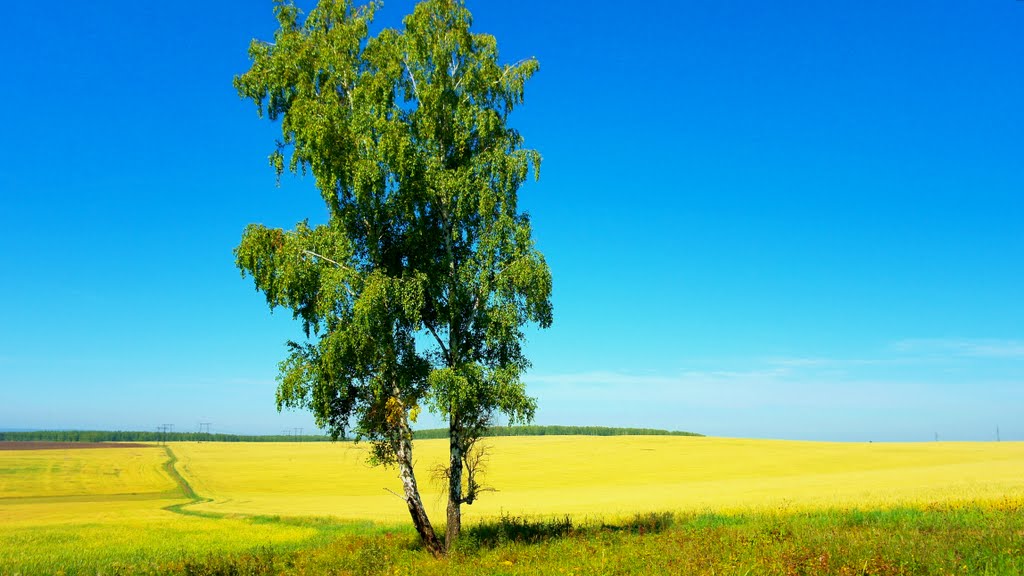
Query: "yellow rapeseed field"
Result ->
[[0, 445, 328, 572], [4, 436, 1023, 573], [0, 445, 174, 500], [172, 436, 1024, 522]]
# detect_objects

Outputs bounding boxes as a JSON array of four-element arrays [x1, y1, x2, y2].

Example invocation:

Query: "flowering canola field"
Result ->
[[3, 437, 1022, 574], [0, 444, 174, 501], [172, 436, 1024, 522], [0, 445, 323, 572]]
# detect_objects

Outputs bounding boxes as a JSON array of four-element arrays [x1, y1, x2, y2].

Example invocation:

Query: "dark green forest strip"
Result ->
[[412, 425, 703, 439], [0, 425, 701, 444], [0, 430, 332, 443]]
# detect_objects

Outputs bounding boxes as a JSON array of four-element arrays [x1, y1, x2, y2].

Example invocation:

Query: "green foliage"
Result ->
[[234, 0, 552, 546]]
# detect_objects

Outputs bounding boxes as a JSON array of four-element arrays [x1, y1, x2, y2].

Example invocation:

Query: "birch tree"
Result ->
[[233, 0, 551, 555]]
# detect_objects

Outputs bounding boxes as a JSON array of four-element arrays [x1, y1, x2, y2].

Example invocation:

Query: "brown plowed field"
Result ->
[[0, 441, 151, 450]]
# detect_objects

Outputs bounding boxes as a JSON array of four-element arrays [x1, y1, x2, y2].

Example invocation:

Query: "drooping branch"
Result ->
[[495, 58, 532, 86], [301, 249, 354, 272], [423, 320, 451, 363], [302, 249, 356, 297]]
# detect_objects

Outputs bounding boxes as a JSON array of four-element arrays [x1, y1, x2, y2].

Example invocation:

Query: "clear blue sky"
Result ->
[[2, 1, 1022, 441]]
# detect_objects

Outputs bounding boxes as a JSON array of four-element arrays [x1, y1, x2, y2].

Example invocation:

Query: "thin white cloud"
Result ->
[[764, 357, 832, 367], [193, 376, 277, 389], [765, 356, 899, 368], [525, 370, 679, 388], [891, 338, 1024, 359], [523, 342, 1024, 440], [526, 366, 850, 410], [225, 377, 277, 386]]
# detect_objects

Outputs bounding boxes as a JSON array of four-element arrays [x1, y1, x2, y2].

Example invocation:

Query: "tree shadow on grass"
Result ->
[[599, 511, 676, 535], [464, 514, 574, 548], [462, 511, 678, 549]]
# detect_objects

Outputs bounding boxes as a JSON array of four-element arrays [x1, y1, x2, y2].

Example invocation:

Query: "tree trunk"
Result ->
[[395, 431, 443, 557], [445, 431, 463, 548]]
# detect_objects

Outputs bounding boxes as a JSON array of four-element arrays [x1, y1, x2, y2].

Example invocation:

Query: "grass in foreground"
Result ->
[[0, 514, 346, 575], [55, 501, 1024, 576]]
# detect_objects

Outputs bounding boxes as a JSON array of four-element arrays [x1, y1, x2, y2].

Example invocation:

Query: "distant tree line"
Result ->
[[0, 426, 701, 444], [411, 425, 703, 439], [0, 430, 331, 443]]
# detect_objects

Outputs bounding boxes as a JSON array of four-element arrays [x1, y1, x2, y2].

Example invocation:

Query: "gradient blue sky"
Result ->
[[2, 1, 1022, 441]]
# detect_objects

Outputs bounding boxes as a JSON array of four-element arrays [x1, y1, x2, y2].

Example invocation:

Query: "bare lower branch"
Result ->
[[460, 439, 493, 505], [384, 487, 408, 503]]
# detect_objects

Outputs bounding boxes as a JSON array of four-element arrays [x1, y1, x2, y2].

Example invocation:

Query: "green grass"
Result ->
[[18, 501, 1017, 576], [0, 515, 399, 576]]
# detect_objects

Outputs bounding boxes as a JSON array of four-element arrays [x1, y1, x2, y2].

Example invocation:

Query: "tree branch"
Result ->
[[459, 439, 494, 505], [301, 249, 351, 271], [494, 58, 532, 86], [424, 320, 451, 363], [451, 55, 465, 91], [404, 57, 420, 102], [384, 487, 408, 503], [301, 249, 356, 297]]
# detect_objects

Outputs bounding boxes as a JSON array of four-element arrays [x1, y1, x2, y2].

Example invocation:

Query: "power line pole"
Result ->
[[996, 425, 1001, 442], [157, 424, 173, 445], [294, 427, 303, 442]]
